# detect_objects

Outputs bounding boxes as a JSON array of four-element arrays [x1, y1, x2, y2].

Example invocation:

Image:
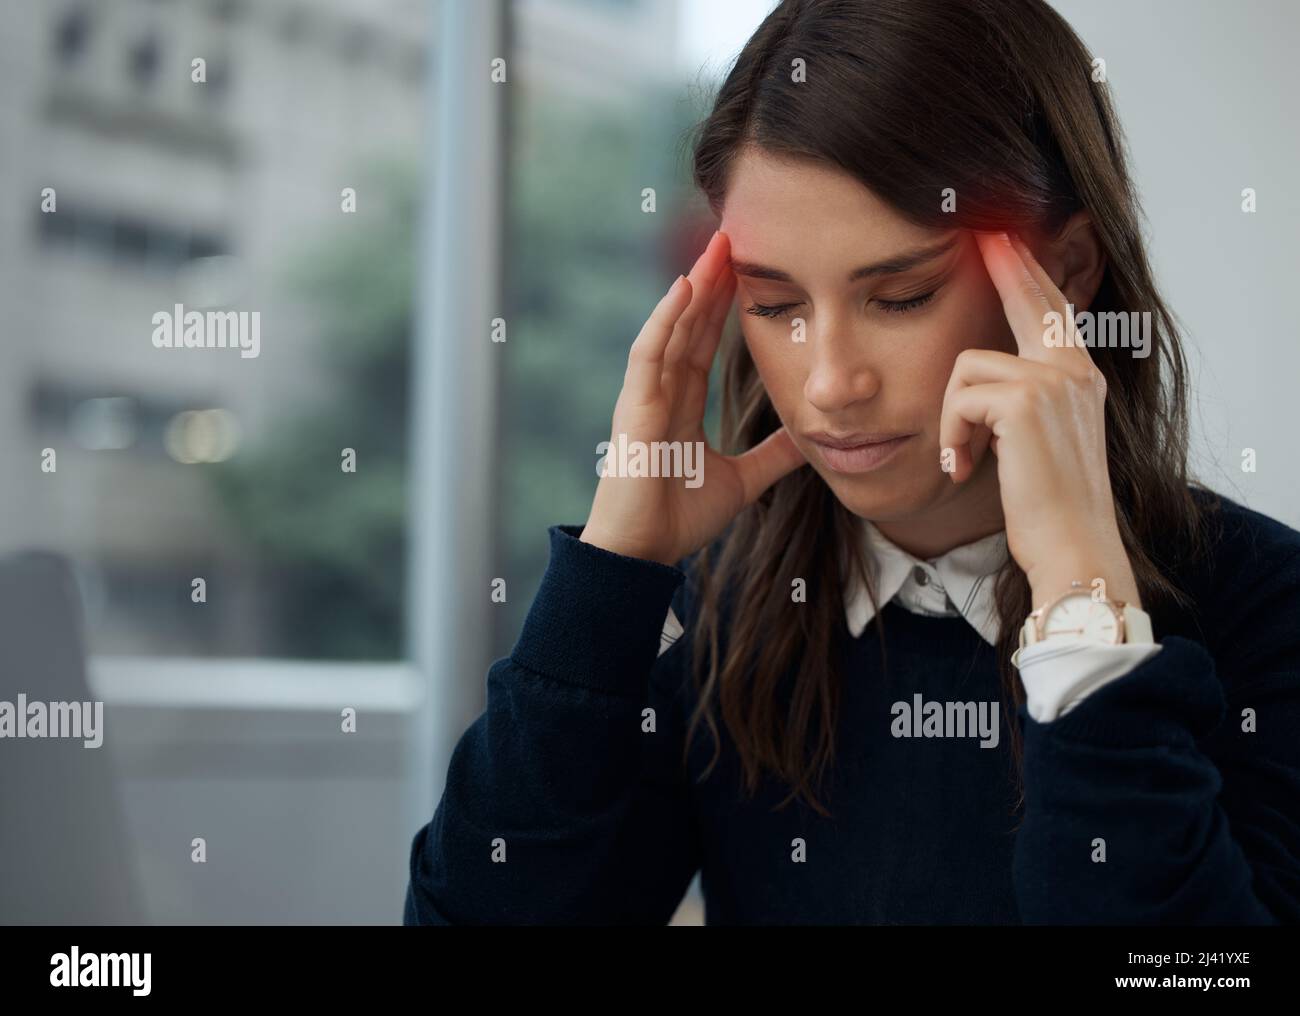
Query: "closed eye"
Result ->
[[875, 289, 937, 314], [744, 302, 802, 320], [745, 288, 938, 320]]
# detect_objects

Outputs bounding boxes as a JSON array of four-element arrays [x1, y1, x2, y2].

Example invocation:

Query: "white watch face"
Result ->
[[1041, 593, 1121, 643]]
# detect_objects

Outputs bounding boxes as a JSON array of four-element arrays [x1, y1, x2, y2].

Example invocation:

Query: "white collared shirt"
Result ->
[[659, 519, 1160, 723]]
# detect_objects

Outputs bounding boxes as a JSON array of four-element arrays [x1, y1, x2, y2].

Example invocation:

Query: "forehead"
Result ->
[[719, 146, 936, 267]]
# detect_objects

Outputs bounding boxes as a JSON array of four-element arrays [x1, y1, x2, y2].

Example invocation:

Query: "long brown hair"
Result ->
[[681, 0, 1210, 818]]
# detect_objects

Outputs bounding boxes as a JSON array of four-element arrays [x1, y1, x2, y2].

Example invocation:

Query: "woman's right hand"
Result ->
[[579, 229, 808, 566]]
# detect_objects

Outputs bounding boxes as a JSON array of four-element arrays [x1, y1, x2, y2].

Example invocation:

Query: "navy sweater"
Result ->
[[403, 489, 1300, 924]]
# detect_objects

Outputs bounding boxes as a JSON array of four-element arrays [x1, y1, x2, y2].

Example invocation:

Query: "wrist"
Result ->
[[1028, 556, 1140, 612], [578, 525, 674, 567]]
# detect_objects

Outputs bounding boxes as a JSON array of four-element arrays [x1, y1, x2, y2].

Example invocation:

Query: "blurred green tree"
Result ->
[[208, 84, 709, 659], [209, 160, 415, 659]]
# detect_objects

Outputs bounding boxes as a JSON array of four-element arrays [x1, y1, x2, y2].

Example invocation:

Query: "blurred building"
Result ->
[[516, 0, 679, 104], [0, 0, 429, 653], [0, 0, 680, 658]]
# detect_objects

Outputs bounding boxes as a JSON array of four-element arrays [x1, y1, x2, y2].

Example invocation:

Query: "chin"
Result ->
[[816, 467, 947, 523]]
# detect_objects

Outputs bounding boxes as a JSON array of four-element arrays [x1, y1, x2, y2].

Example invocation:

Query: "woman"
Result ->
[[405, 0, 1300, 924]]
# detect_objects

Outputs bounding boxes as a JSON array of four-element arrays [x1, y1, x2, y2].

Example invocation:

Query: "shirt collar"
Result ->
[[843, 519, 1009, 645]]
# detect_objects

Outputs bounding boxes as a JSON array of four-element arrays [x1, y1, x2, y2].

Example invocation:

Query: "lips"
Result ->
[[807, 431, 911, 449], [805, 431, 915, 474]]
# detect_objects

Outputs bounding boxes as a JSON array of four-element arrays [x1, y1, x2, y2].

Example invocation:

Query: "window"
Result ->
[[53, 6, 92, 66], [20, 8, 429, 661], [198, 53, 231, 102], [35, 202, 229, 270], [495, 0, 705, 652], [127, 33, 161, 89]]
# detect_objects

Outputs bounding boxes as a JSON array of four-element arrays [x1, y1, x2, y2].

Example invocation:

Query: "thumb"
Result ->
[[731, 427, 807, 505]]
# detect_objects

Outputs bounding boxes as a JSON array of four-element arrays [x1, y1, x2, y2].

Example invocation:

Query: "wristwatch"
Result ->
[[1013, 579, 1152, 664]]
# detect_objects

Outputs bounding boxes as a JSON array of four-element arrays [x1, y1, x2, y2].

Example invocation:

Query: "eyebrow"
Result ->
[[729, 234, 960, 283]]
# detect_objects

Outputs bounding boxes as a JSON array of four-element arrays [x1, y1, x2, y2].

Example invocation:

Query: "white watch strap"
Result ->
[[1121, 603, 1153, 643], [1020, 613, 1038, 647]]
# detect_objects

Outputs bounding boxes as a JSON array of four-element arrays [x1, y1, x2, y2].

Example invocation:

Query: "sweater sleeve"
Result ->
[[1011, 548, 1300, 924], [402, 525, 702, 925]]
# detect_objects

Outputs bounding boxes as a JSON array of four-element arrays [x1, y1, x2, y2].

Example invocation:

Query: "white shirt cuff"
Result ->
[[1015, 637, 1161, 723]]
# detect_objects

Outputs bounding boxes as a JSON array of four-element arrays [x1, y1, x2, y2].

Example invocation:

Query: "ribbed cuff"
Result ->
[[509, 525, 686, 698], [1018, 636, 1225, 747]]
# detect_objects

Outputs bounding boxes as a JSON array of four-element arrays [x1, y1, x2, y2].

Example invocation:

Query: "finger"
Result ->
[[689, 267, 737, 372], [669, 270, 736, 436], [942, 381, 1022, 447], [974, 231, 1065, 363], [623, 275, 693, 406], [944, 347, 1049, 391], [939, 380, 1024, 484], [943, 347, 1055, 407], [729, 426, 807, 504], [669, 359, 710, 439], [666, 230, 730, 364], [939, 349, 1041, 482], [1008, 232, 1098, 371]]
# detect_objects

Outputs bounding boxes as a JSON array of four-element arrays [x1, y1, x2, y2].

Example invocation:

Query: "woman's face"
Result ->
[[719, 147, 1017, 528]]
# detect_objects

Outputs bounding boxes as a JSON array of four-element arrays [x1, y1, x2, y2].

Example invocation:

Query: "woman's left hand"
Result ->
[[939, 231, 1141, 611]]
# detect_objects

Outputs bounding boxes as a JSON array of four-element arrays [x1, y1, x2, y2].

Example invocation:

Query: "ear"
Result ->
[[1037, 210, 1107, 311]]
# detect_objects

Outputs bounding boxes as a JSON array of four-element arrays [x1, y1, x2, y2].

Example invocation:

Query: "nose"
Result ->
[[802, 316, 880, 413]]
